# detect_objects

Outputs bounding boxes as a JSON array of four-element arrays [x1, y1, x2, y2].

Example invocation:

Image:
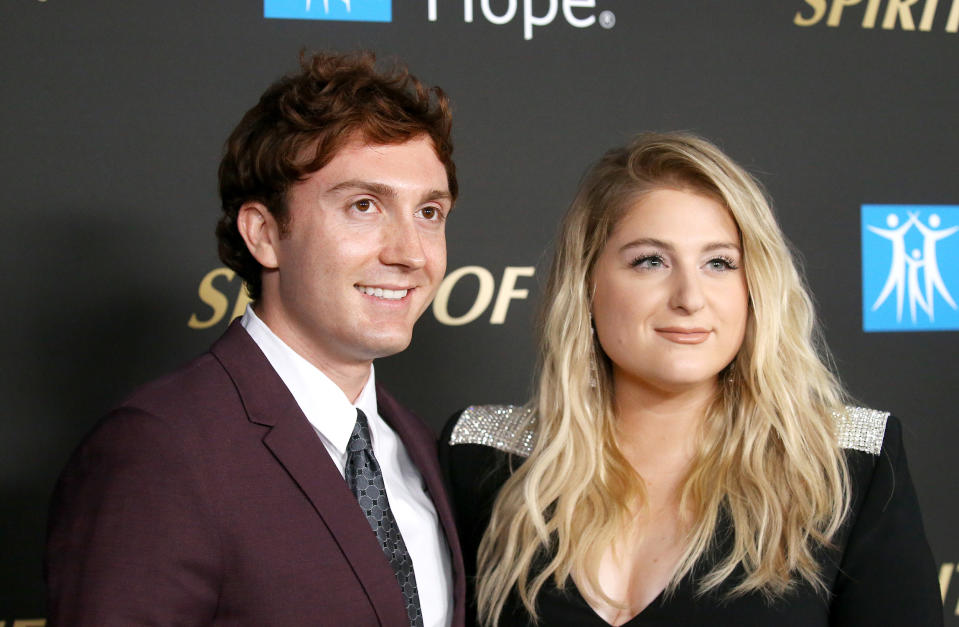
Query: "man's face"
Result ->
[[254, 135, 451, 372]]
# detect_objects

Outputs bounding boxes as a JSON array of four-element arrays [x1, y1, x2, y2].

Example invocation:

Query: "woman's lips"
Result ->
[[655, 328, 711, 344]]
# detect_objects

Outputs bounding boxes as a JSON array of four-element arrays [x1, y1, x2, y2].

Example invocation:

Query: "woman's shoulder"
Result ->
[[441, 403, 897, 457], [829, 408, 942, 624], [834, 405, 901, 512], [439, 405, 538, 574], [442, 404, 537, 458], [834, 404, 892, 456]]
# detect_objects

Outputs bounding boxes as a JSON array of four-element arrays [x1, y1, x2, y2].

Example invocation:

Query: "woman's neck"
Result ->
[[611, 372, 718, 486]]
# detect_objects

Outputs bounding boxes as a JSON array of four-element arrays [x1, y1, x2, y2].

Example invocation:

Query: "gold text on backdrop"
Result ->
[[942, 562, 959, 616], [188, 268, 252, 330], [795, 0, 959, 31], [188, 265, 536, 329], [432, 266, 535, 325]]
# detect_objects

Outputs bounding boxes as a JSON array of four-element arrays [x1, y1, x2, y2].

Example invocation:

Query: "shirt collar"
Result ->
[[240, 305, 376, 456]]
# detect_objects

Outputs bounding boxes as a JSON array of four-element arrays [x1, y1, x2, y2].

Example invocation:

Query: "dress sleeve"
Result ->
[[439, 411, 509, 578], [44, 407, 221, 626], [439, 410, 518, 605], [829, 415, 943, 626]]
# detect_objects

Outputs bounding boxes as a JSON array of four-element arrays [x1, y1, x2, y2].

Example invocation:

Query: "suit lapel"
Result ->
[[377, 385, 468, 627], [210, 321, 409, 627]]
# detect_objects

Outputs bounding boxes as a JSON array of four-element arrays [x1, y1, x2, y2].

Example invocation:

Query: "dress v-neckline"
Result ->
[[570, 579, 668, 626]]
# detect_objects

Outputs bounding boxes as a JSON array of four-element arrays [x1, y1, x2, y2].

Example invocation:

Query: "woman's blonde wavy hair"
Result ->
[[476, 132, 850, 625]]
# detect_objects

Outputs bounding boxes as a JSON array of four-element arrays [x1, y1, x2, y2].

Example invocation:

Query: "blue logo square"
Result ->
[[861, 204, 959, 332], [264, 0, 391, 22]]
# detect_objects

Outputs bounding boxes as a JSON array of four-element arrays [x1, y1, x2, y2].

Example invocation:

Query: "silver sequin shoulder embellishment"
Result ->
[[449, 404, 536, 457], [834, 406, 889, 455]]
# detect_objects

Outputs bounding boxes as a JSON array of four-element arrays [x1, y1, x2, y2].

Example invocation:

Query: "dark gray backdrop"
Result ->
[[3, 1, 957, 623]]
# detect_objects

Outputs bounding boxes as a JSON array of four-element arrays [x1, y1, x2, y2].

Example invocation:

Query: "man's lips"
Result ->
[[655, 327, 711, 344], [355, 285, 412, 301]]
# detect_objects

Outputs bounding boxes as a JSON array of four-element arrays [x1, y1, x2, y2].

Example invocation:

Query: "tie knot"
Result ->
[[349, 408, 372, 452]]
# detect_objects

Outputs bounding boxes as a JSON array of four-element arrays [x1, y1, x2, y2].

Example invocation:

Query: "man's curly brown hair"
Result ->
[[216, 51, 456, 301]]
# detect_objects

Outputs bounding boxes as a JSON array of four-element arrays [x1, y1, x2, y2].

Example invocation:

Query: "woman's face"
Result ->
[[591, 188, 749, 396]]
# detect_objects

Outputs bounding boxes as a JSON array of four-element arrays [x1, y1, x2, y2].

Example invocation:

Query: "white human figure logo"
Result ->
[[307, 0, 351, 11], [869, 211, 958, 323], [868, 213, 916, 321], [913, 213, 958, 320], [904, 249, 931, 323]]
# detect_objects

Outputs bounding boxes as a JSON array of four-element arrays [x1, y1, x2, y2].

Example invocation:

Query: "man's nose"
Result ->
[[380, 213, 427, 269]]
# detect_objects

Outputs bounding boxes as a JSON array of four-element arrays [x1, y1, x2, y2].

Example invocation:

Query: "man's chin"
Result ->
[[358, 333, 414, 360]]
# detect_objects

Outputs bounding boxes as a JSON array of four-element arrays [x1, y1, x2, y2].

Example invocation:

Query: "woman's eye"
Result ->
[[707, 256, 739, 271], [631, 255, 665, 269]]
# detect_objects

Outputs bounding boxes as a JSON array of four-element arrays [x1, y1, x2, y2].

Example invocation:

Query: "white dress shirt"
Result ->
[[241, 306, 453, 627]]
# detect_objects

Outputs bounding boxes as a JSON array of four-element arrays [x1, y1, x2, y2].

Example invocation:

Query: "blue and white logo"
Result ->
[[862, 204, 959, 332], [264, 0, 391, 22]]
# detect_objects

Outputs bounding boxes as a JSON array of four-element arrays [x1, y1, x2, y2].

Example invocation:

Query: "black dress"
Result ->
[[439, 405, 943, 626]]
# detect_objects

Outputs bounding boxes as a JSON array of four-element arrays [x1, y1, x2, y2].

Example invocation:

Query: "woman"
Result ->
[[440, 132, 942, 626]]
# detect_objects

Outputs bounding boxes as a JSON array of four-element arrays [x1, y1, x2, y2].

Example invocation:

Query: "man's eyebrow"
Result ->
[[326, 180, 397, 198], [422, 189, 454, 203], [325, 179, 452, 203]]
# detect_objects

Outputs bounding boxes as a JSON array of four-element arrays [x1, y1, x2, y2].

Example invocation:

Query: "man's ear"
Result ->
[[236, 202, 280, 270]]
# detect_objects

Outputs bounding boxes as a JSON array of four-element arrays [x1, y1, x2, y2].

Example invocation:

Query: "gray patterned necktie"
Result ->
[[346, 408, 424, 627]]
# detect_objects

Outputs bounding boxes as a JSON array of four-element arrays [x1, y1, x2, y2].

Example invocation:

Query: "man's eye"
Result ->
[[353, 199, 374, 212], [419, 206, 442, 221]]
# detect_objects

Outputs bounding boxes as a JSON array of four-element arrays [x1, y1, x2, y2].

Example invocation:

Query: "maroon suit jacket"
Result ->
[[45, 320, 466, 626]]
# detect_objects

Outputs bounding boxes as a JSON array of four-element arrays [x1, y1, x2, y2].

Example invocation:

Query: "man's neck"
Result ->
[[251, 305, 372, 403]]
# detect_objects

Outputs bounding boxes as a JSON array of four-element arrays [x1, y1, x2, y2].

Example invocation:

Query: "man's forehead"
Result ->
[[337, 133, 440, 159], [302, 135, 450, 195], [302, 130, 437, 162]]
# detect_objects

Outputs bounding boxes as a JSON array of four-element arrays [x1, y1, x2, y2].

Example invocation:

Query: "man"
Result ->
[[45, 51, 465, 626]]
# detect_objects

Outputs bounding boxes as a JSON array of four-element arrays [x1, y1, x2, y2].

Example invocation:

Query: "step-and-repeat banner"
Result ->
[[2, 1, 957, 623]]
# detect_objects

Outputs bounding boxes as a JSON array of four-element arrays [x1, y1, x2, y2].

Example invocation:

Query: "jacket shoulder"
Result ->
[[117, 352, 235, 411], [448, 404, 890, 457], [448, 404, 536, 457], [834, 405, 890, 455]]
